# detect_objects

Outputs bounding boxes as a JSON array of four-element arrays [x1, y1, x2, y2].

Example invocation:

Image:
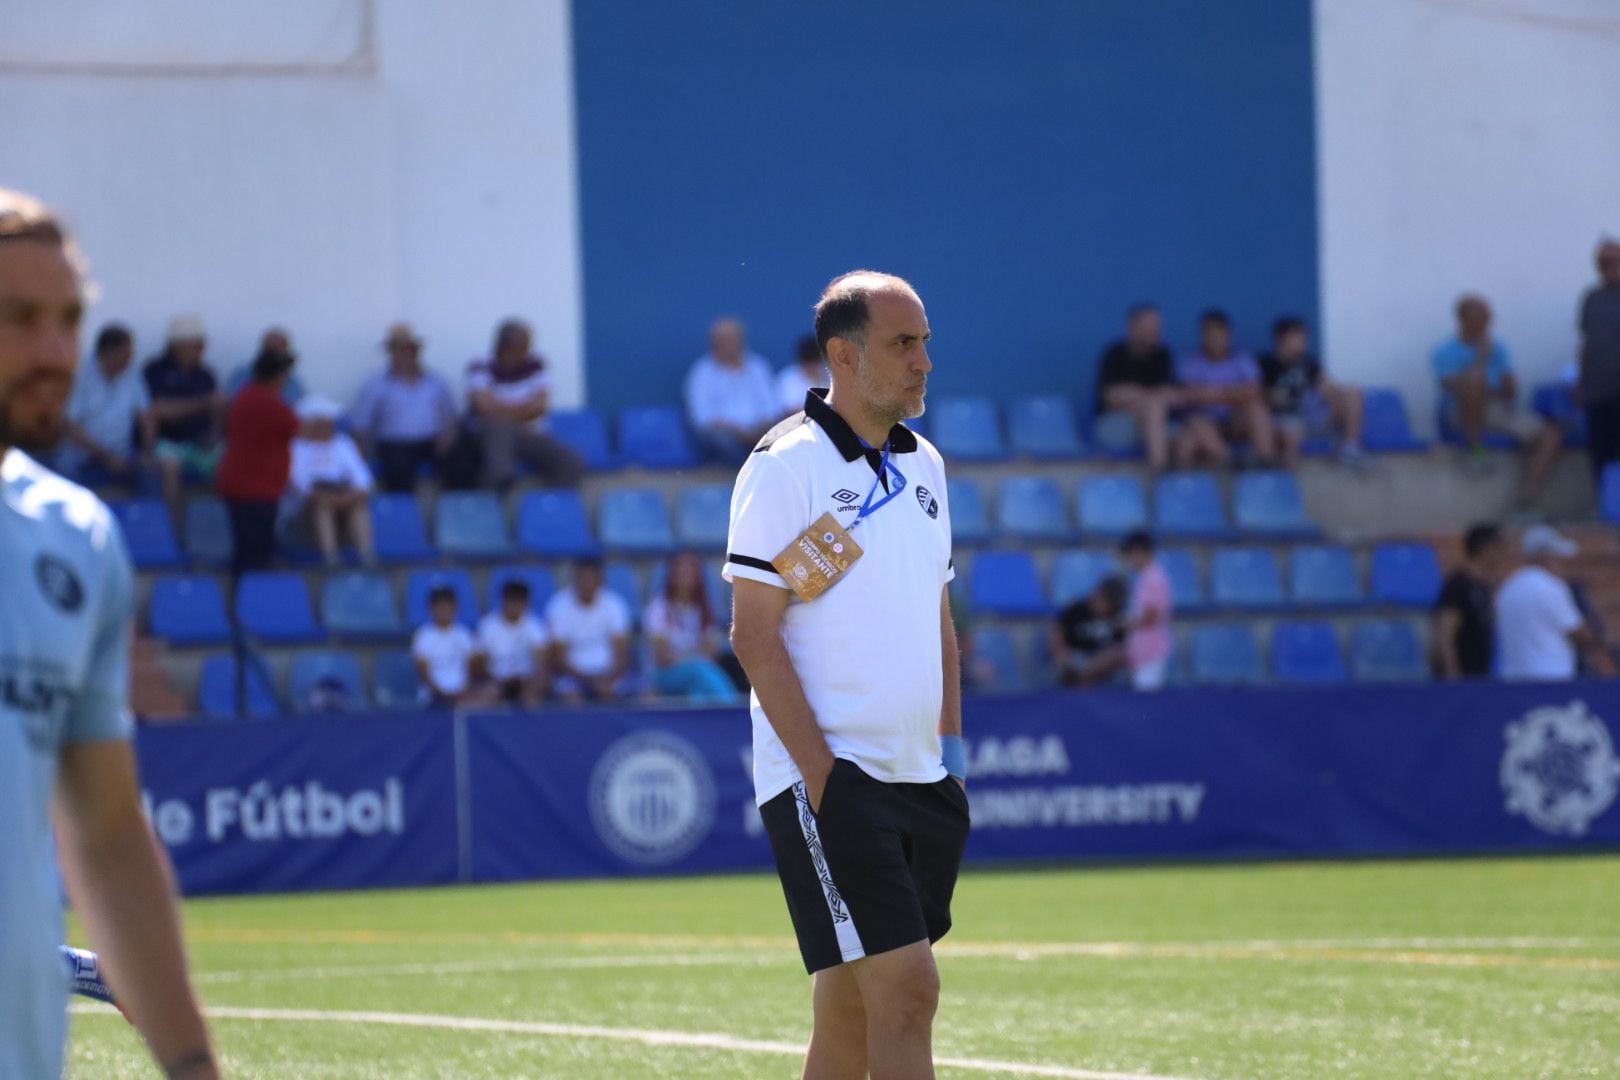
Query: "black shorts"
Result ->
[[760, 758, 970, 974]]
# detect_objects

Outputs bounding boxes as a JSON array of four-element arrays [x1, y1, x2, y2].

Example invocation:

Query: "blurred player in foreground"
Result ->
[[0, 188, 218, 1078], [727, 271, 969, 1078]]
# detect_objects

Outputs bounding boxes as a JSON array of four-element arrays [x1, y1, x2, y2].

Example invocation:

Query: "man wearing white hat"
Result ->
[[288, 395, 375, 566], [142, 313, 224, 508], [347, 321, 465, 492], [1495, 526, 1609, 680]]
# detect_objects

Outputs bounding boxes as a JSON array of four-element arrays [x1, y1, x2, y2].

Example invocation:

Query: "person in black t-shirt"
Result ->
[[1432, 522, 1506, 678], [1048, 575, 1129, 687], [1094, 303, 1185, 471], [1258, 316, 1366, 469]]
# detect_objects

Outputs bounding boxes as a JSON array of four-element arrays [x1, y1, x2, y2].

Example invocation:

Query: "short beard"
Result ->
[[0, 394, 63, 454], [853, 348, 923, 426]]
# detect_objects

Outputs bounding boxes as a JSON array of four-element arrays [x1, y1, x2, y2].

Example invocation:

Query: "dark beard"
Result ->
[[0, 390, 66, 453]]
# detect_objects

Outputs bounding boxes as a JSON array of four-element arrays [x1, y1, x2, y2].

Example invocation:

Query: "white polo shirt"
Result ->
[[725, 390, 954, 804], [1495, 565, 1583, 680], [476, 611, 550, 680]]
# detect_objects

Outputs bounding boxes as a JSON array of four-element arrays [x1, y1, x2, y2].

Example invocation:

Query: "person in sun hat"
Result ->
[[287, 394, 376, 566], [347, 320, 468, 491], [1495, 525, 1612, 679]]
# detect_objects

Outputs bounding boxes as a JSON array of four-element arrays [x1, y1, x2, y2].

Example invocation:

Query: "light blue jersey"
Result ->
[[0, 449, 134, 1079]]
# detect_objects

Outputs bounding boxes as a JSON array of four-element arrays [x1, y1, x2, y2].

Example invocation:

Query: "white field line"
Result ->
[[194, 951, 774, 984], [71, 1003, 1195, 1080]]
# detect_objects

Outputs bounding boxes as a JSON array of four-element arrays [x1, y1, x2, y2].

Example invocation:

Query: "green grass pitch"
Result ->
[[70, 856, 1618, 1078]]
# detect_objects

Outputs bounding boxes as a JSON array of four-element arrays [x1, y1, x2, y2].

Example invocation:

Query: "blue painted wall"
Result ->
[[573, 0, 1317, 415]]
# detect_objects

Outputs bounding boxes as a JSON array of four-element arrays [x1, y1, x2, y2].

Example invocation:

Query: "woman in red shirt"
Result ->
[[216, 348, 299, 575]]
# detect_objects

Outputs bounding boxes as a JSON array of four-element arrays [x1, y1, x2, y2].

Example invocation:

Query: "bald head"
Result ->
[[813, 270, 921, 357], [1455, 294, 1492, 341], [709, 318, 745, 366]]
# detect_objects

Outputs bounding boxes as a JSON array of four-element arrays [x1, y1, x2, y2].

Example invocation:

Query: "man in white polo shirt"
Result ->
[[726, 270, 968, 1079], [1496, 526, 1610, 679]]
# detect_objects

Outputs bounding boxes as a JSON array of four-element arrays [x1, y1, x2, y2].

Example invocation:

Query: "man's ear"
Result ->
[[825, 336, 857, 378]]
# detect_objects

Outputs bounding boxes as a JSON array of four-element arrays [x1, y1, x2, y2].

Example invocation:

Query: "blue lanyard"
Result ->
[[851, 440, 907, 529]]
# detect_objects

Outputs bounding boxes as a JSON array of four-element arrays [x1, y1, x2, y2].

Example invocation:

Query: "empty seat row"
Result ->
[[970, 619, 1427, 691], [112, 485, 738, 569], [149, 561, 733, 645], [950, 470, 1316, 544], [968, 542, 1442, 617], [197, 651, 421, 719]]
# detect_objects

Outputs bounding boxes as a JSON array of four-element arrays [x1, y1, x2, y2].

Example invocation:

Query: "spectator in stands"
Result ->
[[1048, 575, 1128, 687], [466, 318, 584, 490], [1432, 522, 1505, 679], [1259, 316, 1367, 469], [56, 323, 155, 481], [684, 317, 779, 464], [286, 396, 375, 567], [1176, 309, 1278, 467], [1578, 238, 1620, 481], [1495, 526, 1612, 680], [1432, 295, 1562, 510], [222, 327, 306, 405], [348, 322, 470, 492], [475, 579, 550, 707], [144, 314, 225, 508], [1118, 530, 1174, 690], [412, 584, 476, 707], [1093, 302, 1183, 470], [545, 557, 633, 703], [215, 347, 299, 575], [775, 334, 829, 417], [645, 552, 738, 703]]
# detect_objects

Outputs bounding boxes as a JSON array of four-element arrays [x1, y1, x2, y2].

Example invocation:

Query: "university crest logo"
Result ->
[[1500, 701, 1620, 837]]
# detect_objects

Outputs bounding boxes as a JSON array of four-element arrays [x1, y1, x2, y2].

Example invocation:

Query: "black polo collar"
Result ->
[[803, 388, 919, 463]]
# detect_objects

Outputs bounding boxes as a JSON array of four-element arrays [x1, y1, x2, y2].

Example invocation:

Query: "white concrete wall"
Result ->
[[0, 0, 583, 408], [1315, 0, 1620, 431]]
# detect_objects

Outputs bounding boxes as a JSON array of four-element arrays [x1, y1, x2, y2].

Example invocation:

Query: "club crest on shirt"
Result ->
[[35, 554, 85, 613], [915, 485, 939, 519]]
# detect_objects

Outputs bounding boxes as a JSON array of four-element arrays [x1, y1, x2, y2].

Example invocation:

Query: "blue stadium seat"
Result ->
[[996, 476, 1069, 541], [197, 655, 278, 719], [108, 499, 182, 569], [677, 484, 733, 550], [1351, 620, 1427, 682], [404, 568, 478, 628], [968, 551, 1049, 616], [1008, 395, 1085, 459], [1049, 550, 1117, 607], [1233, 471, 1317, 537], [1154, 472, 1230, 538], [516, 489, 599, 558], [371, 493, 436, 563], [599, 488, 676, 553], [488, 564, 557, 614], [945, 476, 992, 544], [1532, 383, 1587, 448], [969, 627, 1022, 691], [1077, 475, 1147, 536], [1189, 624, 1263, 685], [1158, 548, 1207, 612], [1370, 542, 1442, 607], [1289, 544, 1363, 608], [604, 561, 643, 615], [929, 397, 1007, 461], [372, 650, 424, 709], [547, 407, 620, 470], [148, 575, 231, 645], [619, 405, 701, 469], [1602, 464, 1620, 524], [182, 496, 232, 566], [1271, 620, 1347, 684], [236, 572, 324, 643], [321, 572, 404, 640], [1361, 388, 1428, 452], [708, 561, 733, 628], [435, 491, 511, 560], [1210, 547, 1286, 609], [288, 651, 366, 712]]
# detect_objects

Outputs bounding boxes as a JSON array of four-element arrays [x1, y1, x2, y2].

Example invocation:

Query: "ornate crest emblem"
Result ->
[[1501, 701, 1620, 837]]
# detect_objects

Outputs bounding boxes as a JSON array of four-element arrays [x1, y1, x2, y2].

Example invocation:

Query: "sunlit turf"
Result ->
[[70, 855, 1619, 1078]]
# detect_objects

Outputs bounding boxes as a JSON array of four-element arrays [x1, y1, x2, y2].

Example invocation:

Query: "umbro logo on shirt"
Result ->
[[831, 488, 860, 510]]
